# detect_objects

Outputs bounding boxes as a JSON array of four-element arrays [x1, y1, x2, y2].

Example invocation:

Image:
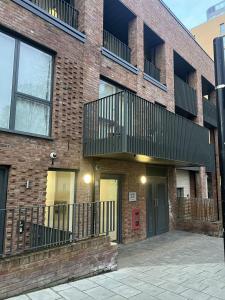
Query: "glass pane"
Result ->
[[46, 171, 75, 231], [15, 97, 50, 136], [100, 179, 118, 241], [0, 32, 15, 129], [18, 43, 52, 101], [99, 80, 122, 98]]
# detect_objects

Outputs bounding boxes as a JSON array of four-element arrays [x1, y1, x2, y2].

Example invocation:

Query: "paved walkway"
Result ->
[[9, 231, 225, 300]]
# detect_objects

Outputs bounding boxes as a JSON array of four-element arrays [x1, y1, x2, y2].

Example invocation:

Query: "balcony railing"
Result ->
[[0, 201, 115, 257], [103, 30, 131, 63], [203, 100, 218, 128], [174, 75, 197, 117], [84, 91, 212, 168], [30, 0, 79, 29], [144, 58, 160, 82]]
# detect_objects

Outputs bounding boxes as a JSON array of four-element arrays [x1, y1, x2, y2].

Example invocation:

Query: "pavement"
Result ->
[[8, 231, 225, 300]]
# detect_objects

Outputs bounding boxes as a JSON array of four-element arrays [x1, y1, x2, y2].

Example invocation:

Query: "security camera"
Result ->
[[50, 152, 57, 159]]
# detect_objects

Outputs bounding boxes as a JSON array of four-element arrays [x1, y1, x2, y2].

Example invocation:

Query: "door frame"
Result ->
[[0, 166, 9, 255], [146, 176, 169, 238], [100, 174, 123, 243]]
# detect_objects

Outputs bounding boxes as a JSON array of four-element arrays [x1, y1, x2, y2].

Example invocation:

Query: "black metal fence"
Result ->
[[203, 100, 218, 128], [144, 58, 160, 82], [30, 0, 79, 29], [0, 201, 115, 257], [174, 75, 197, 117], [103, 30, 131, 63], [84, 91, 212, 170]]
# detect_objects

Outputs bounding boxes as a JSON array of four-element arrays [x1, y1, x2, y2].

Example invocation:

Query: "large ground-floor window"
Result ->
[[45, 170, 76, 231]]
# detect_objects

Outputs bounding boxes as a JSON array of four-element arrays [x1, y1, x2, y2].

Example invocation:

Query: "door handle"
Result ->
[[155, 198, 158, 207]]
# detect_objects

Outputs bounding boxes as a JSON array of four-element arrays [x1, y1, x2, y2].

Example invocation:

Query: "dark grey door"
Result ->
[[0, 167, 8, 255], [147, 177, 169, 237]]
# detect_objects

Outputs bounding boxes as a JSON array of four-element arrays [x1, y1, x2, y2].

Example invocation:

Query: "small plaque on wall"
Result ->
[[129, 192, 137, 202]]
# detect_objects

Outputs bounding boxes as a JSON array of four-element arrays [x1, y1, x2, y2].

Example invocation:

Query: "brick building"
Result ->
[[0, 0, 220, 253]]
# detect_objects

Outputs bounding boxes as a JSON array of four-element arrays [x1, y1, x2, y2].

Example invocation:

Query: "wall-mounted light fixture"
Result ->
[[140, 176, 147, 185], [83, 174, 92, 184]]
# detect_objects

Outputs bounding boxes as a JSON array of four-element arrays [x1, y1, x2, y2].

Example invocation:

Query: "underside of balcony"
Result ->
[[83, 91, 214, 172]]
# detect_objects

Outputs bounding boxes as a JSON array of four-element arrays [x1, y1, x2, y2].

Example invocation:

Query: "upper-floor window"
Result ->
[[0, 31, 53, 137], [220, 23, 225, 35]]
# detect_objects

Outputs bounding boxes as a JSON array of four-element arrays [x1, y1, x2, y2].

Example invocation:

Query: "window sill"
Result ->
[[12, 0, 86, 43], [0, 128, 53, 141], [144, 73, 168, 92], [101, 47, 139, 75]]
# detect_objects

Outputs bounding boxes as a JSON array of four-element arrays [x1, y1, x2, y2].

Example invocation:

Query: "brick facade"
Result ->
[[0, 236, 118, 299], [0, 0, 221, 247]]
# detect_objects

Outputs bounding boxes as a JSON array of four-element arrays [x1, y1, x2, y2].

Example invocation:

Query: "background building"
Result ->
[[192, 1, 225, 59], [207, 0, 225, 20]]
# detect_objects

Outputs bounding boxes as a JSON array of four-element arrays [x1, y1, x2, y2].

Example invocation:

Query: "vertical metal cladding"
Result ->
[[203, 100, 218, 128], [83, 91, 212, 168], [174, 75, 197, 117]]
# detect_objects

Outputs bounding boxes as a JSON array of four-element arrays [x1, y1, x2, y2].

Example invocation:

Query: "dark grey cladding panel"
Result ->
[[83, 91, 212, 169]]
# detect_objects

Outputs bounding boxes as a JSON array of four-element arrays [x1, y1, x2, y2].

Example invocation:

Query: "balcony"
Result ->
[[144, 58, 160, 82], [84, 91, 211, 168], [174, 75, 197, 117], [103, 30, 131, 63], [29, 0, 79, 29], [203, 100, 218, 128]]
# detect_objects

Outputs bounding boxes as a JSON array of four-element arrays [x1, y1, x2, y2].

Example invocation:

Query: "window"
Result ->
[[220, 23, 225, 35], [46, 170, 76, 231], [0, 31, 53, 136], [98, 80, 124, 138], [177, 188, 184, 198]]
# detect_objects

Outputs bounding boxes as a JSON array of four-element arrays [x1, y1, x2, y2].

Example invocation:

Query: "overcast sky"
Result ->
[[163, 0, 220, 29]]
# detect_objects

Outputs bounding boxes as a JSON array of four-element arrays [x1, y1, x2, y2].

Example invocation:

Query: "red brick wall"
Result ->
[[0, 236, 118, 299]]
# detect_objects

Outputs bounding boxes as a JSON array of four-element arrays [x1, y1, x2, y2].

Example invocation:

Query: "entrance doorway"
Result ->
[[147, 177, 169, 237], [100, 176, 122, 243], [0, 167, 8, 255]]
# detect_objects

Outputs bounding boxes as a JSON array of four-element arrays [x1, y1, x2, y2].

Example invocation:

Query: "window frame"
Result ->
[[0, 30, 54, 138], [220, 23, 225, 35]]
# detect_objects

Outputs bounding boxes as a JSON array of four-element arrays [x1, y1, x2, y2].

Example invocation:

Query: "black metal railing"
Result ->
[[177, 197, 218, 222], [203, 100, 218, 128], [84, 91, 211, 168], [0, 201, 115, 257], [30, 0, 79, 29], [103, 30, 131, 63], [144, 58, 160, 82], [174, 75, 197, 117]]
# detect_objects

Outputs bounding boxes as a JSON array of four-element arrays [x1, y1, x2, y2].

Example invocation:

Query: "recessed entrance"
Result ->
[[100, 176, 122, 243], [0, 167, 8, 255], [147, 176, 169, 237]]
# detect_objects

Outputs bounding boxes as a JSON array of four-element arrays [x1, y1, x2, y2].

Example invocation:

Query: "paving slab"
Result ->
[[7, 231, 224, 300]]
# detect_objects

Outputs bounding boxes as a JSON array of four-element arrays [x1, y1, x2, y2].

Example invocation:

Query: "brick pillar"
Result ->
[[155, 43, 166, 85], [128, 17, 143, 68], [168, 167, 177, 229], [75, 0, 85, 34], [196, 168, 207, 198], [82, 0, 103, 102], [166, 45, 175, 113]]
